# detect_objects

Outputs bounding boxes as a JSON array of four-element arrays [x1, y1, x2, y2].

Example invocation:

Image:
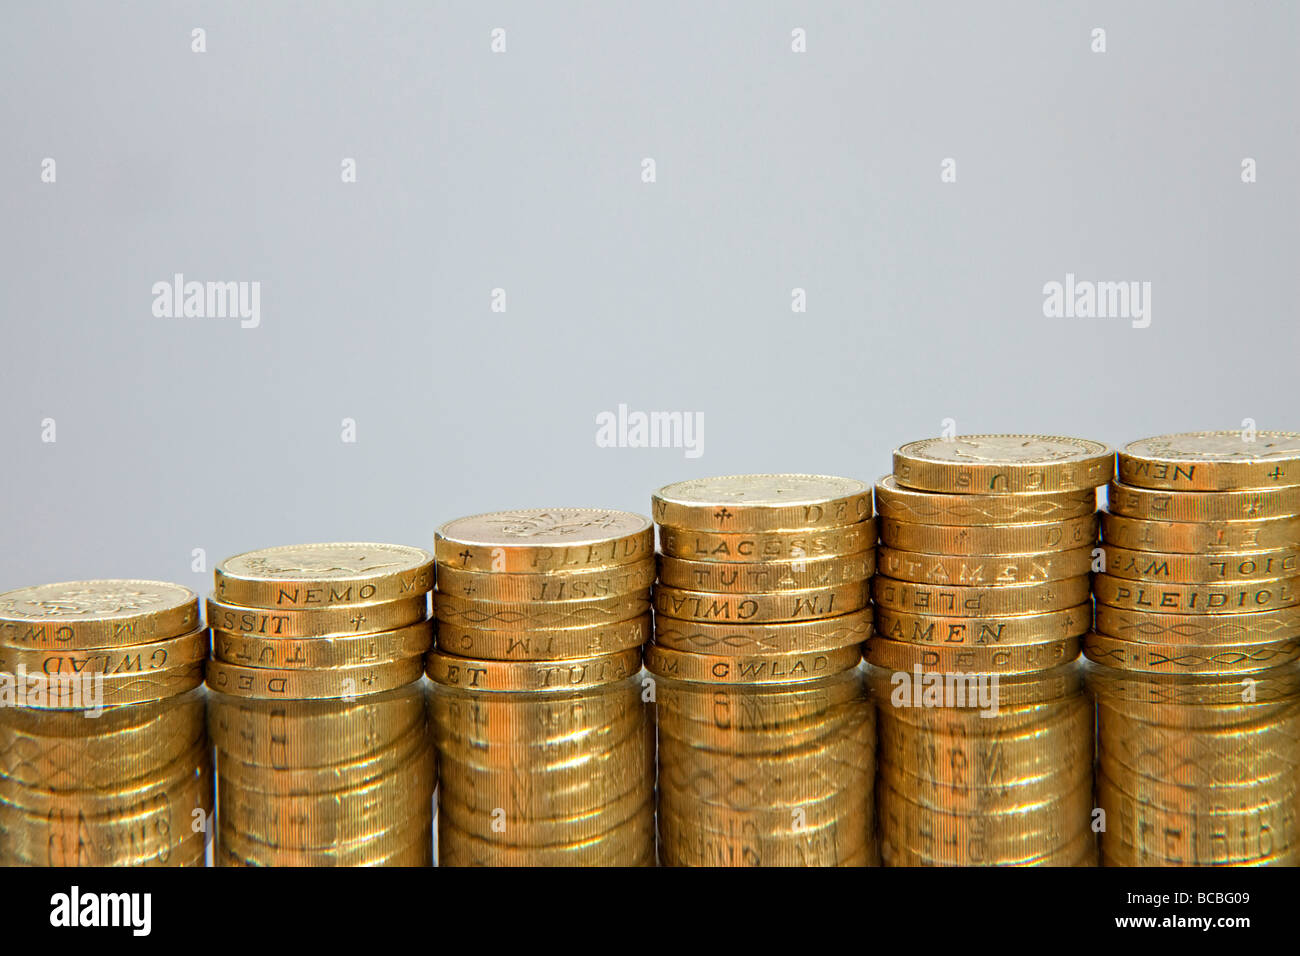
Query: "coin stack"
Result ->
[[1086, 431, 1300, 866], [648, 475, 875, 685], [0, 580, 210, 866], [864, 436, 1110, 867], [204, 543, 436, 866], [655, 667, 878, 866], [868, 435, 1113, 676], [1089, 431, 1300, 675], [1088, 664, 1300, 865], [428, 509, 655, 864], [870, 663, 1096, 865]]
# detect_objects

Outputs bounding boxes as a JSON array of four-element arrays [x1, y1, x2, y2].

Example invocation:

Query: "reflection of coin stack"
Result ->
[[428, 509, 654, 865], [429, 675, 654, 866], [208, 685, 434, 866], [1089, 431, 1300, 675], [648, 475, 875, 684], [868, 436, 1113, 676], [1088, 664, 1300, 865], [0, 690, 211, 867], [655, 667, 878, 866], [869, 663, 1095, 865], [0, 580, 210, 866], [203, 543, 436, 866]]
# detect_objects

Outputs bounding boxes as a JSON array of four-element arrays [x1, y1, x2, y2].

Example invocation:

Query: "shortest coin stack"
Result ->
[[648, 475, 875, 685], [1089, 431, 1300, 675], [206, 542, 435, 700], [0, 580, 210, 867], [0, 579, 205, 708]]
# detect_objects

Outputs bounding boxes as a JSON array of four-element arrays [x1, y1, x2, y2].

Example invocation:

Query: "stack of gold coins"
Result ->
[[204, 543, 435, 866], [431, 509, 653, 670], [655, 666, 878, 866], [1088, 662, 1300, 865], [1089, 431, 1300, 675], [0, 580, 210, 866], [869, 662, 1096, 865], [429, 674, 654, 866], [648, 475, 875, 684], [868, 435, 1113, 676], [428, 509, 654, 865]]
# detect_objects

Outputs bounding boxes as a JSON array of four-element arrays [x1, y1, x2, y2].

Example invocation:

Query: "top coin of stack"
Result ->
[[1088, 431, 1300, 674], [0, 580, 205, 708], [867, 435, 1114, 675], [647, 475, 875, 684], [428, 509, 653, 691], [205, 543, 435, 700]]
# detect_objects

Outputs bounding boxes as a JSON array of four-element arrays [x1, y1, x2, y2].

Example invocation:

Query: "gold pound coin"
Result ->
[[205, 596, 427, 637], [865, 636, 1079, 674], [1100, 544, 1300, 584], [426, 647, 642, 692], [204, 656, 423, 699], [892, 435, 1114, 494], [1118, 431, 1300, 491], [879, 515, 1098, 555], [657, 551, 874, 592], [654, 582, 867, 623], [876, 544, 1094, 585], [211, 619, 433, 669], [652, 474, 871, 532], [1101, 512, 1300, 553], [875, 475, 1096, 525], [0, 627, 208, 675], [652, 609, 871, 655], [658, 522, 876, 562], [434, 509, 653, 573], [435, 615, 650, 660], [1092, 573, 1300, 614], [1093, 604, 1300, 646], [644, 643, 862, 684], [12, 659, 205, 709], [434, 590, 649, 630], [1106, 480, 1300, 523], [434, 559, 655, 602], [872, 576, 1091, 616], [213, 542, 434, 608], [0, 580, 199, 650], [871, 603, 1091, 647], [1084, 632, 1300, 674]]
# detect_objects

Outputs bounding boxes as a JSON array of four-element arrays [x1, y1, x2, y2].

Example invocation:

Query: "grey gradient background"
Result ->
[[1, 1, 1297, 590]]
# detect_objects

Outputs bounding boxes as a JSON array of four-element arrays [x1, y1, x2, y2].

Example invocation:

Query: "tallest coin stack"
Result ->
[[867, 435, 1114, 866], [1089, 431, 1300, 865]]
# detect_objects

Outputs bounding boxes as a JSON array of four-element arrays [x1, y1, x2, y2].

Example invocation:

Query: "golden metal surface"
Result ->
[[213, 542, 434, 608], [652, 474, 872, 532], [893, 435, 1114, 494], [1118, 431, 1300, 491], [434, 509, 653, 572], [0, 580, 199, 649]]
